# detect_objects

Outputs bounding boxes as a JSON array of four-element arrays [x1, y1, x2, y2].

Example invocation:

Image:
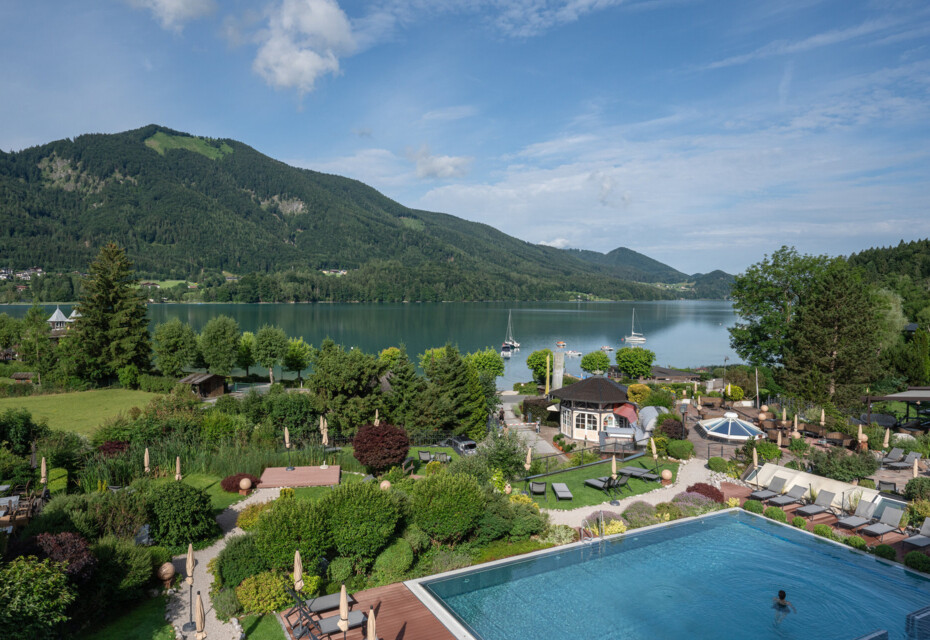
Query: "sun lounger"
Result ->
[[313, 610, 367, 636], [584, 476, 628, 497], [878, 480, 897, 493], [888, 452, 921, 470], [861, 507, 905, 542], [836, 499, 876, 532], [881, 448, 904, 465], [621, 466, 660, 481], [904, 518, 930, 549], [585, 477, 610, 491], [529, 481, 547, 497], [796, 490, 836, 519], [287, 587, 357, 615], [767, 485, 807, 508], [750, 476, 787, 501], [552, 482, 573, 501]]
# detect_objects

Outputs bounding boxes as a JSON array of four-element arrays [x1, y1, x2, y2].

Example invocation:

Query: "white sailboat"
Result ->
[[623, 308, 647, 344], [503, 310, 520, 349]]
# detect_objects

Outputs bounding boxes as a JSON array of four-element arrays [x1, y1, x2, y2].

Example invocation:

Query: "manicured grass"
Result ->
[[293, 472, 363, 501], [79, 595, 173, 640], [0, 389, 159, 435], [241, 614, 286, 640], [526, 458, 679, 510], [474, 538, 553, 563], [49, 467, 67, 494], [408, 446, 459, 474]]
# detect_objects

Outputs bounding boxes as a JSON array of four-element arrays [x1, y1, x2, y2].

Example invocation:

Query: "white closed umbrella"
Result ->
[[40, 456, 47, 484], [175, 456, 182, 481], [524, 447, 532, 472], [293, 550, 304, 592], [320, 415, 329, 470], [337, 583, 349, 632], [195, 591, 206, 640], [366, 605, 376, 640], [611, 455, 617, 480], [284, 426, 290, 449], [820, 409, 825, 427], [776, 430, 782, 447], [793, 414, 798, 430], [144, 447, 150, 474], [186, 543, 195, 585], [781, 407, 787, 423], [374, 409, 380, 427], [883, 428, 891, 449], [857, 424, 863, 441], [752, 447, 759, 469]]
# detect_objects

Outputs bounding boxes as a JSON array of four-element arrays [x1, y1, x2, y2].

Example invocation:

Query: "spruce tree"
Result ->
[[73, 244, 150, 382], [784, 261, 881, 406]]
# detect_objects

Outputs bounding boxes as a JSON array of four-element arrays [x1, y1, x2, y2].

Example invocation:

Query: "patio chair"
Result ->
[[796, 490, 837, 520], [286, 586, 357, 615], [552, 482, 573, 501], [878, 480, 897, 493], [401, 457, 415, 474], [836, 499, 876, 532], [825, 432, 852, 447], [904, 518, 930, 549], [435, 452, 451, 463], [529, 481, 547, 498], [311, 610, 367, 637], [767, 485, 807, 508], [861, 507, 905, 542], [888, 452, 922, 471], [418, 450, 433, 463], [749, 476, 787, 502], [881, 448, 904, 466]]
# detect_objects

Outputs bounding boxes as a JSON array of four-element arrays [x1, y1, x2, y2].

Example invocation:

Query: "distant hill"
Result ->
[[848, 239, 930, 319], [0, 125, 729, 302]]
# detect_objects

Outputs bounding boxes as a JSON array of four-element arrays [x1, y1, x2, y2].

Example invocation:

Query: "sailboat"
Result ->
[[503, 310, 520, 349], [623, 308, 647, 344]]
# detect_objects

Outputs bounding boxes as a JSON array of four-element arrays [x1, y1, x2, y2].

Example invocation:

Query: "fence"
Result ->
[[521, 441, 644, 479]]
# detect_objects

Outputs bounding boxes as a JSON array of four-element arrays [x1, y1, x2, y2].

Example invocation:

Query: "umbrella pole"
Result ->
[[286, 445, 294, 471], [182, 582, 195, 632]]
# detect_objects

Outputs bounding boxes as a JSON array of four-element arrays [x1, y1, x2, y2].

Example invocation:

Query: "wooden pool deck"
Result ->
[[259, 465, 341, 488], [280, 582, 455, 640]]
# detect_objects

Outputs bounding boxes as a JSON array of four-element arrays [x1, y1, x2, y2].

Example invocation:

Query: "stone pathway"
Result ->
[[167, 487, 281, 640], [543, 458, 714, 527]]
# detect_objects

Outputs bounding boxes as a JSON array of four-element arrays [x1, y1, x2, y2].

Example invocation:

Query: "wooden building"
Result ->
[[179, 373, 226, 399], [549, 376, 638, 443]]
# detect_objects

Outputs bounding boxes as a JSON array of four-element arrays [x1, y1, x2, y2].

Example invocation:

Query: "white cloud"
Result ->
[[539, 238, 571, 248], [253, 0, 356, 94], [406, 145, 473, 179], [127, 0, 216, 30]]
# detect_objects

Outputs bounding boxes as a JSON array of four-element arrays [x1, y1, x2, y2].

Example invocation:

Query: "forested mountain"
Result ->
[[849, 239, 930, 320], [0, 125, 726, 302], [566, 247, 689, 283]]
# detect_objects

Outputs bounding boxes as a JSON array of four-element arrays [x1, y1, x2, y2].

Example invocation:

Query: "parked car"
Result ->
[[448, 435, 478, 456]]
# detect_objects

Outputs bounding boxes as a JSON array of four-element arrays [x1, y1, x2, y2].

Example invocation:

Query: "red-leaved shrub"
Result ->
[[37, 532, 96, 583], [656, 418, 688, 440], [686, 482, 725, 503], [97, 440, 130, 457], [221, 473, 261, 493], [353, 423, 410, 473]]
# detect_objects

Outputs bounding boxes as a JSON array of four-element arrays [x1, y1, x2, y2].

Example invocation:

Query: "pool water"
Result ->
[[421, 511, 930, 640]]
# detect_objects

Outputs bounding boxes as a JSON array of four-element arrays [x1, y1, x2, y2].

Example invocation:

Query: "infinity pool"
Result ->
[[415, 511, 930, 640]]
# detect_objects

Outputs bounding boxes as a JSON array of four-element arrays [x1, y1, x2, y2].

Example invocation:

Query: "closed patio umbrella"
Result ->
[[650, 437, 657, 458], [793, 414, 798, 431], [186, 543, 195, 585], [883, 428, 891, 449], [144, 447, 150, 473], [293, 550, 304, 592], [776, 431, 782, 447], [782, 408, 787, 423], [367, 605, 376, 640], [337, 583, 350, 632], [752, 447, 759, 469], [693, 381, 698, 395], [524, 447, 532, 471], [195, 591, 206, 639], [820, 409, 825, 427], [611, 455, 617, 480], [40, 456, 47, 484], [374, 409, 380, 426], [320, 416, 329, 470], [175, 456, 182, 481], [284, 426, 290, 449], [857, 424, 863, 441]]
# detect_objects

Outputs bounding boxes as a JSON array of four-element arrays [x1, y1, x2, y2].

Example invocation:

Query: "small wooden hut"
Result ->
[[179, 373, 226, 399]]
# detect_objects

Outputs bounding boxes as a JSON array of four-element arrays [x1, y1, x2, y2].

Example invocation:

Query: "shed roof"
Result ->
[[179, 373, 224, 385], [650, 366, 700, 380], [550, 376, 628, 404], [864, 389, 930, 403]]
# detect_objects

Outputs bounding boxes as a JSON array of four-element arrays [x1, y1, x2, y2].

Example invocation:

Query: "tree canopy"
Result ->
[[615, 347, 655, 379]]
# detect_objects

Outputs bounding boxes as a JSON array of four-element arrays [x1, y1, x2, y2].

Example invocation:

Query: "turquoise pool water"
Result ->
[[421, 511, 930, 639]]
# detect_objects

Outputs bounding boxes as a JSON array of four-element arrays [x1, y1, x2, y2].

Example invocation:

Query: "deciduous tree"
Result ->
[[199, 316, 240, 376], [152, 318, 197, 378], [525, 349, 553, 384], [254, 325, 288, 384], [580, 351, 611, 374], [19, 304, 53, 385], [615, 347, 655, 379], [283, 337, 313, 386]]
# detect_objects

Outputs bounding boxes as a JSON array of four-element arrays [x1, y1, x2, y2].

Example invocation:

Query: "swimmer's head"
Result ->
[[778, 590, 786, 600]]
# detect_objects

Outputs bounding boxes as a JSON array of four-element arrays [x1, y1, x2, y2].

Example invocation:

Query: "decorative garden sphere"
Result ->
[[791, 431, 802, 439], [380, 480, 391, 491], [761, 405, 769, 413], [504, 483, 512, 495], [157, 562, 175, 585], [239, 477, 252, 491], [758, 413, 767, 421], [661, 469, 672, 482]]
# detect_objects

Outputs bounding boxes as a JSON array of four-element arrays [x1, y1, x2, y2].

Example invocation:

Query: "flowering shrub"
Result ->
[[622, 501, 659, 529], [726, 497, 740, 508], [686, 483, 724, 503], [655, 502, 683, 521], [220, 473, 260, 493], [627, 384, 651, 404], [236, 501, 272, 531], [541, 525, 577, 545], [672, 492, 718, 517]]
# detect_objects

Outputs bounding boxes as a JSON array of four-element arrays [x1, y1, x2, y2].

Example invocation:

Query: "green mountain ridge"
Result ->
[[0, 125, 728, 302]]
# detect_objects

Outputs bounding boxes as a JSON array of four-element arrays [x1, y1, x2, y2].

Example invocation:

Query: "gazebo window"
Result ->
[[561, 409, 572, 435], [602, 414, 616, 429], [575, 412, 598, 431]]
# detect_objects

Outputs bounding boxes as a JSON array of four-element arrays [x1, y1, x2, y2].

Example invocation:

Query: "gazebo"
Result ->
[[549, 377, 638, 443], [697, 412, 764, 443], [862, 387, 930, 432]]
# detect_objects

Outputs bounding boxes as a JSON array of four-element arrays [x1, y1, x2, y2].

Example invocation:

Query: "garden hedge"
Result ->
[[412, 472, 484, 544], [254, 498, 331, 570], [325, 481, 401, 560]]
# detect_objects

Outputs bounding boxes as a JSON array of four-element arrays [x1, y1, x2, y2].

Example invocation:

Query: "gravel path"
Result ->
[[543, 458, 714, 527], [167, 487, 281, 640]]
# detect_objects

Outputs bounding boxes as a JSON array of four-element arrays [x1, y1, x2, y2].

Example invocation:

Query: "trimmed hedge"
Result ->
[[742, 500, 764, 514], [812, 524, 834, 539], [791, 516, 807, 529], [254, 498, 330, 570], [707, 457, 728, 473], [148, 482, 218, 547], [905, 477, 930, 502], [763, 507, 787, 523], [874, 544, 897, 561], [372, 538, 414, 586], [904, 551, 930, 573], [216, 534, 269, 589], [235, 571, 290, 614], [666, 439, 694, 460], [325, 481, 401, 560], [236, 501, 272, 532], [411, 473, 484, 545]]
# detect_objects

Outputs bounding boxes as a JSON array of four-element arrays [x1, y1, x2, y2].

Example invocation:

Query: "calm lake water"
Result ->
[[10, 301, 739, 388]]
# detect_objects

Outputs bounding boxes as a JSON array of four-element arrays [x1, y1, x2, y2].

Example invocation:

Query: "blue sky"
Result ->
[[1, 0, 929, 274]]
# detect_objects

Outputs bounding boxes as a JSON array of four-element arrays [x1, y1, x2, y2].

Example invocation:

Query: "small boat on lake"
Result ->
[[623, 308, 647, 344], [601, 345, 614, 351], [565, 350, 582, 356], [501, 343, 513, 358], [503, 310, 520, 349], [556, 340, 566, 348]]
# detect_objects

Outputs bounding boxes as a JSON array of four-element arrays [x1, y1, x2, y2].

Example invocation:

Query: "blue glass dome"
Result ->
[[698, 412, 764, 442]]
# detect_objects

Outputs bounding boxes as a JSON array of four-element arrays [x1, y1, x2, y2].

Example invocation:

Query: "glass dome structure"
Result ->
[[697, 412, 764, 442]]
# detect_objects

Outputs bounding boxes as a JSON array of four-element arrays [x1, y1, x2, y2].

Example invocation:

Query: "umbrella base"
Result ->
[[286, 467, 295, 471], [181, 621, 197, 632]]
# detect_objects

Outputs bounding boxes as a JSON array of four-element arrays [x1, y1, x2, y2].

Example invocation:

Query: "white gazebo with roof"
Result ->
[[549, 376, 639, 443], [67, 308, 81, 322], [47, 306, 69, 330], [697, 412, 764, 443]]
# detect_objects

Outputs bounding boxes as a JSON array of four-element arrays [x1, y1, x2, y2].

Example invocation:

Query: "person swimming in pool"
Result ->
[[773, 590, 796, 624]]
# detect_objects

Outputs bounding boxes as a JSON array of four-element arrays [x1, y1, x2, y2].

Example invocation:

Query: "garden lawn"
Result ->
[[527, 458, 679, 510], [151, 473, 245, 514], [293, 471, 363, 501], [474, 538, 553, 563], [408, 446, 458, 474], [241, 614, 286, 640], [0, 389, 159, 435], [79, 595, 173, 640]]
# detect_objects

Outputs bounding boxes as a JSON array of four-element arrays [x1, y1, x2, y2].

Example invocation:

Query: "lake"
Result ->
[[9, 301, 739, 388]]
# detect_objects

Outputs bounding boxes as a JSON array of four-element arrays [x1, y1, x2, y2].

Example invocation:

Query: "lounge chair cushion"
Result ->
[[305, 592, 356, 614], [315, 610, 367, 635], [882, 448, 904, 464], [552, 483, 573, 500], [767, 486, 806, 507], [585, 477, 608, 490]]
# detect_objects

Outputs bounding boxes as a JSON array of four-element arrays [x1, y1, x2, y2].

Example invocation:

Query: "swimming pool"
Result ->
[[411, 510, 930, 640]]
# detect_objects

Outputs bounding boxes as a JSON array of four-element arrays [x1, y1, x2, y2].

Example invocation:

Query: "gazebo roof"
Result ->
[[47, 306, 68, 323], [550, 376, 628, 405], [863, 388, 930, 403]]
